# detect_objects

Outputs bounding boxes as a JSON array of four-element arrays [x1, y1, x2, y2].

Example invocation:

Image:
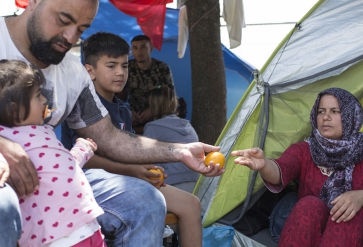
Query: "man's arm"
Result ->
[[0, 136, 39, 196], [76, 115, 223, 176]]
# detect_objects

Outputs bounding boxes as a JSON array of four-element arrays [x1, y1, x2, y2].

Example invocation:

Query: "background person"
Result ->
[[144, 85, 199, 193], [0, 0, 223, 246], [125, 35, 175, 127], [232, 88, 363, 247]]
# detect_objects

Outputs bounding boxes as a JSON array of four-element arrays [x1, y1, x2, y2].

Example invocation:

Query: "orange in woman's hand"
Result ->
[[148, 168, 164, 187], [204, 152, 226, 170]]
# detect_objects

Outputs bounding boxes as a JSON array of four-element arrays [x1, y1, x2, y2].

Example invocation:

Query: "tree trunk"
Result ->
[[186, 0, 227, 145]]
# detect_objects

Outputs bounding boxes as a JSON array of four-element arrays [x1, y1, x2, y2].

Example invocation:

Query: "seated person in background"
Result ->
[[232, 88, 363, 247], [62, 32, 202, 247], [0, 60, 105, 247], [144, 85, 199, 193], [124, 35, 174, 128]]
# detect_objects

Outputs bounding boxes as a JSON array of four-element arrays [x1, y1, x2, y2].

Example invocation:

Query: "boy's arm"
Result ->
[[84, 154, 164, 187]]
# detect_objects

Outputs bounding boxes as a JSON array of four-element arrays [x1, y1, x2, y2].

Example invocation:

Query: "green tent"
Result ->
[[195, 0, 363, 245]]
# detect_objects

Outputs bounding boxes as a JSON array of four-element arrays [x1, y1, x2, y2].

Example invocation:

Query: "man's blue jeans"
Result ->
[[84, 169, 166, 247], [0, 184, 22, 247]]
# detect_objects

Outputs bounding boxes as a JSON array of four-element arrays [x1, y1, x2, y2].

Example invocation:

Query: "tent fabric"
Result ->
[[195, 0, 363, 235], [81, 3, 256, 121]]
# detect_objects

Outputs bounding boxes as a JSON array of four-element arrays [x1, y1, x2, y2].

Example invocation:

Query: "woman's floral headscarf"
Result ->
[[307, 88, 363, 208]]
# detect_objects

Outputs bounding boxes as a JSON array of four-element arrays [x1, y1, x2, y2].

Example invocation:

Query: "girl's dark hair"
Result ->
[[148, 85, 179, 119], [0, 59, 46, 127]]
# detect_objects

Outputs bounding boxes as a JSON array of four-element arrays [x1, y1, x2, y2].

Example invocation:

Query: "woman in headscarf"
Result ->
[[231, 88, 363, 247]]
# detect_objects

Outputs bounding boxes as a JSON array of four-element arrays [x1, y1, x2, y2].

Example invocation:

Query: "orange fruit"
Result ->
[[43, 105, 49, 119], [204, 152, 226, 170], [43, 105, 56, 119], [148, 168, 164, 187]]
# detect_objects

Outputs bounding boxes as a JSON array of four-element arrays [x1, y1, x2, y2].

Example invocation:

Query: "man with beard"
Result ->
[[0, 0, 224, 246], [125, 35, 174, 128]]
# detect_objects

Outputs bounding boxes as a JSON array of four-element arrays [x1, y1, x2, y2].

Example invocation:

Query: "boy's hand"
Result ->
[[137, 108, 153, 124], [124, 164, 167, 188], [0, 160, 10, 188], [131, 111, 140, 126]]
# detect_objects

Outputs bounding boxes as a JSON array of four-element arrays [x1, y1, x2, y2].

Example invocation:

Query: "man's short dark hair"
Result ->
[[131, 35, 151, 44], [82, 32, 130, 67]]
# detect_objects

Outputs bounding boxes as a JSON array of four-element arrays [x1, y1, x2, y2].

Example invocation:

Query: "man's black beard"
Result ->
[[29, 39, 70, 65]]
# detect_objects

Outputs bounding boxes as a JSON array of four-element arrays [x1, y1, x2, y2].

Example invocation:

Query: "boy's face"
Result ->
[[87, 54, 129, 102]]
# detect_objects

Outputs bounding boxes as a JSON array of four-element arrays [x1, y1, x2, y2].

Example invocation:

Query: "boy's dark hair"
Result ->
[[131, 35, 151, 44], [83, 32, 130, 67], [0, 59, 46, 127]]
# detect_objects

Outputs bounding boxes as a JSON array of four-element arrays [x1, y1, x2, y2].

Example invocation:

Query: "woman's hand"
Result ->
[[231, 148, 267, 170], [231, 148, 281, 185], [330, 190, 363, 223]]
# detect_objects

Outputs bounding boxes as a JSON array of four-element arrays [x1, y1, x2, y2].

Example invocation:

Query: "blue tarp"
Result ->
[[81, 0, 255, 120]]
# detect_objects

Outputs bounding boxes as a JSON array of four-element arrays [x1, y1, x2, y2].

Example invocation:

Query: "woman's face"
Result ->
[[317, 94, 343, 140]]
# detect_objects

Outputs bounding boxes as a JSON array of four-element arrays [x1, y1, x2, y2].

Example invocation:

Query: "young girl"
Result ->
[[143, 85, 199, 193], [0, 59, 105, 247]]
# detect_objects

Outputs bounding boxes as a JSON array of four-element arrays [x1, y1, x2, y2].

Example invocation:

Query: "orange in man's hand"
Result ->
[[204, 152, 226, 170], [148, 168, 164, 187]]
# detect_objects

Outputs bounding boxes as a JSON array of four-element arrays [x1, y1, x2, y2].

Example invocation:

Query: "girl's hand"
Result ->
[[85, 138, 97, 152], [231, 148, 267, 170], [330, 190, 363, 223], [75, 138, 97, 152]]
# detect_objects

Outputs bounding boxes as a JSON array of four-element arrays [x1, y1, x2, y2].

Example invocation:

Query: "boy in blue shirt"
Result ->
[[62, 32, 202, 247]]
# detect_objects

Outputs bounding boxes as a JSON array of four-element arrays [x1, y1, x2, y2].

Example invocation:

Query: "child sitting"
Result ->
[[61, 32, 202, 247], [144, 85, 199, 193], [0, 59, 105, 247]]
